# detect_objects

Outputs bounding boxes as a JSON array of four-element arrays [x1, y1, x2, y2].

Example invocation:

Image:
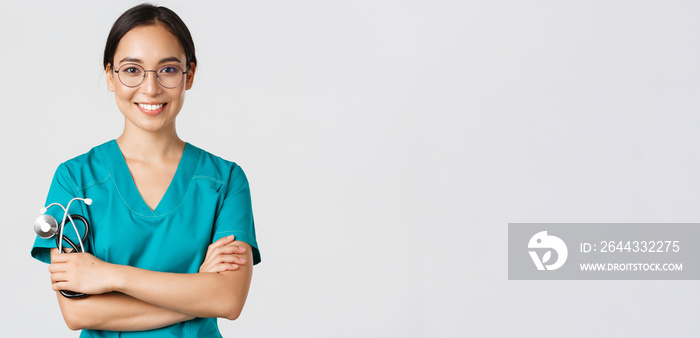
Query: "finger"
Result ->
[[208, 254, 246, 265], [220, 242, 246, 252], [214, 244, 246, 255], [224, 245, 246, 254], [220, 255, 247, 265], [209, 246, 235, 258], [216, 263, 239, 272], [201, 259, 230, 273], [204, 236, 236, 257], [52, 282, 70, 291], [206, 247, 247, 265], [234, 256, 247, 265], [50, 272, 69, 283], [48, 264, 65, 273], [51, 254, 70, 263], [205, 264, 236, 273], [209, 235, 236, 250], [204, 260, 242, 273]]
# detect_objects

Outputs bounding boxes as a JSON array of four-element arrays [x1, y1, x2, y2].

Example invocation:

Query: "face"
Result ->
[[106, 24, 195, 134]]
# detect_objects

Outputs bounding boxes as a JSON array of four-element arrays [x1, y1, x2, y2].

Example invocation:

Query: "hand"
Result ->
[[199, 235, 247, 273], [49, 252, 116, 295]]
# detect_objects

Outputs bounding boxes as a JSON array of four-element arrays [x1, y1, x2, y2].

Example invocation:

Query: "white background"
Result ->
[[1, 1, 699, 337]]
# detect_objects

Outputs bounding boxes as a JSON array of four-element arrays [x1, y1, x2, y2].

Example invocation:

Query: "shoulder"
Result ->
[[55, 141, 112, 191], [189, 144, 249, 193], [190, 144, 240, 177]]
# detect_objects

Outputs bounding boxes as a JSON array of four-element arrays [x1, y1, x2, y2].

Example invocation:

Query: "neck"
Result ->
[[116, 121, 185, 162]]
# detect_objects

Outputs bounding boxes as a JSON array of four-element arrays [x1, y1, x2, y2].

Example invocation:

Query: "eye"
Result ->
[[121, 65, 142, 75], [159, 66, 181, 75]]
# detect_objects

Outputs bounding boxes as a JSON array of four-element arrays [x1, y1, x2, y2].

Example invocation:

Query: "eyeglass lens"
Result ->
[[117, 64, 184, 88]]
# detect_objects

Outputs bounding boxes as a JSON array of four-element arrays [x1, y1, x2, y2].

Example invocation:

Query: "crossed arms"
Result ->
[[48, 235, 253, 331]]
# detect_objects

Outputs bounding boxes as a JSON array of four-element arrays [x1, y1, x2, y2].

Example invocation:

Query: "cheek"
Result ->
[[168, 88, 187, 105], [114, 86, 135, 101], [113, 87, 137, 112]]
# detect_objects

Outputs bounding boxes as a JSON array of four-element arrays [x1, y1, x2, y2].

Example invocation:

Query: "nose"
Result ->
[[140, 70, 162, 95]]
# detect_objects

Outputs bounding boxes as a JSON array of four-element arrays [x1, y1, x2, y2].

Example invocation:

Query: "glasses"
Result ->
[[114, 63, 187, 88]]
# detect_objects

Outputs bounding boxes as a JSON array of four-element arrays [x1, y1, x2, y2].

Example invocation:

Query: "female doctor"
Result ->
[[30, 4, 261, 337]]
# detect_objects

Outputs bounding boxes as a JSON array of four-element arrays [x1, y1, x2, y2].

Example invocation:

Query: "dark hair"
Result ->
[[103, 3, 196, 71]]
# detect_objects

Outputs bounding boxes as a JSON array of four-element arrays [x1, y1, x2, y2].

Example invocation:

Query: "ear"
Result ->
[[185, 62, 196, 90], [106, 64, 116, 92]]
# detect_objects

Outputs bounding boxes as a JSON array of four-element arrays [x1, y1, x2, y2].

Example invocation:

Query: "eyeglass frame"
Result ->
[[113, 63, 188, 89]]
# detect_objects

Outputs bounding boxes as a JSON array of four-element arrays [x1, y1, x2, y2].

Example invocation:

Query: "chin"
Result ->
[[140, 121, 174, 132], [124, 115, 174, 132]]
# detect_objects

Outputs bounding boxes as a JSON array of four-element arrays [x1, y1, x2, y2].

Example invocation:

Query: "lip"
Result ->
[[135, 102, 167, 116]]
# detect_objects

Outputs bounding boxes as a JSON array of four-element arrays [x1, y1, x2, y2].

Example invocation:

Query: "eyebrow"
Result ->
[[119, 57, 183, 65]]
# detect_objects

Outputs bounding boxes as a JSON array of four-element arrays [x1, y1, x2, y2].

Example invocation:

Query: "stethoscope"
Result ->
[[33, 197, 92, 298]]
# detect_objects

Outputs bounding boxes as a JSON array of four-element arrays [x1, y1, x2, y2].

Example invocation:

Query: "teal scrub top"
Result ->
[[31, 140, 261, 337]]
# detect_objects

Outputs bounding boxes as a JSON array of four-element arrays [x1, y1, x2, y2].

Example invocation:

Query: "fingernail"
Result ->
[[228, 235, 234, 240]]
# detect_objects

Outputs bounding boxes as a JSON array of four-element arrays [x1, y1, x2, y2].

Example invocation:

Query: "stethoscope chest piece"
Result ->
[[34, 214, 58, 239]]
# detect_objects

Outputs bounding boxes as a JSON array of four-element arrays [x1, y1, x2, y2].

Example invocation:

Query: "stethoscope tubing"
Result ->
[[56, 214, 90, 254], [55, 214, 91, 299]]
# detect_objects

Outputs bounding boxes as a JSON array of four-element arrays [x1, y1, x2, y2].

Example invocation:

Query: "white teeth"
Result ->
[[138, 103, 164, 111]]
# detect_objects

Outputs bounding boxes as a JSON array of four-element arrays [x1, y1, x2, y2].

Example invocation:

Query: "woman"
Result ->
[[30, 4, 261, 337]]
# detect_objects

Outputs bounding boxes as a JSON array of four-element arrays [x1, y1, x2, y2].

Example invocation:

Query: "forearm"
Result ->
[[57, 291, 193, 331], [112, 259, 252, 319], [50, 242, 254, 321]]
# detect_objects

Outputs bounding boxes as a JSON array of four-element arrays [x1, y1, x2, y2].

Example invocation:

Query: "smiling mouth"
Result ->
[[137, 103, 166, 111]]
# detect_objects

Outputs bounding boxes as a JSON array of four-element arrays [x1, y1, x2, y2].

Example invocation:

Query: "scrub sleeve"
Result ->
[[31, 163, 90, 264], [213, 165, 261, 264]]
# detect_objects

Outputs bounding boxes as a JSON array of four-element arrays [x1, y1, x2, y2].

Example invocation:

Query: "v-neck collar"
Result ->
[[100, 139, 200, 217]]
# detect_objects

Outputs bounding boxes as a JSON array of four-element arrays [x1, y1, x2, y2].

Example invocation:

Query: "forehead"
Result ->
[[113, 24, 185, 64]]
